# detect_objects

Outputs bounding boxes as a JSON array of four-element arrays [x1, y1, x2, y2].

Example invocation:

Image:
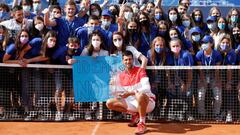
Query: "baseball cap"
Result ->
[[101, 9, 113, 17], [201, 35, 214, 43]]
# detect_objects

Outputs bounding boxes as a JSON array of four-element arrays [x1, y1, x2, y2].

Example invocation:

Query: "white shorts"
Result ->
[[124, 96, 155, 113]]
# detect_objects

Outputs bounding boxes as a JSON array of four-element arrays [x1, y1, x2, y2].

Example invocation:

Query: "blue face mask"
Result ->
[[192, 34, 201, 42], [0, 11, 10, 20], [155, 47, 164, 53], [231, 16, 238, 23], [182, 20, 190, 27], [33, 3, 41, 12], [201, 43, 209, 51], [155, 14, 162, 21], [218, 23, 226, 30], [220, 44, 229, 51], [0, 35, 4, 41], [195, 16, 201, 22], [158, 31, 166, 36], [207, 23, 217, 30]]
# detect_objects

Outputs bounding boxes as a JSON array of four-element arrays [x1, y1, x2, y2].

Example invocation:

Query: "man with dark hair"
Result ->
[[107, 50, 155, 135]]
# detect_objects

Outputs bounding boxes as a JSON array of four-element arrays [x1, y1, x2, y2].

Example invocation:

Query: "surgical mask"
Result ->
[[169, 14, 177, 22], [218, 23, 225, 30], [201, 43, 209, 51], [23, 6, 31, 12], [92, 11, 100, 16], [231, 16, 238, 23], [182, 20, 190, 27], [155, 47, 164, 53], [220, 44, 229, 51], [92, 40, 101, 48], [88, 26, 95, 35], [171, 34, 178, 39], [124, 12, 133, 21], [207, 23, 217, 30], [195, 16, 201, 22], [20, 37, 29, 44], [113, 39, 123, 48], [133, 8, 139, 14], [33, 3, 41, 12], [0, 35, 4, 41], [101, 20, 111, 28], [171, 46, 181, 54], [192, 34, 201, 42], [35, 23, 44, 31], [159, 31, 166, 36], [155, 13, 162, 21], [0, 11, 10, 20]]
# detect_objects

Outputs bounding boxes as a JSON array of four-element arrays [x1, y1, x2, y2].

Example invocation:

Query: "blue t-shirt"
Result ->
[[75, 26, 111, 53], [221, 49, 236, 65], [53, 17, 86, 48], [139, 24, 158, 56], [166, 50, 194, 66], [195, 49, 222, 65]]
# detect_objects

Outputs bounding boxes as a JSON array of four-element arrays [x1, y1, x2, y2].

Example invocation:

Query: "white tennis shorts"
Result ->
[[124, 96, 155, 113]]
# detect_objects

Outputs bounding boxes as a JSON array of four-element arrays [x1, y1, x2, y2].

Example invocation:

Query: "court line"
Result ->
[[91, 122, 101, 135]]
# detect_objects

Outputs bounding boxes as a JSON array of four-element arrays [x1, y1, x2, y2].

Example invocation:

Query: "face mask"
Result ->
[[233, 33, 240, 41], [0, 35, 4, 41], [171, 34, 178, 39], [155, 14, 162, 21], [133, 8, 139, 14], [218, 23, 225, 30], [88, 26, 95, 35], [140, 19, 149, 26], [101, 20, 111, 28], [47, 40, 56, 48], [92, 11, 100, 16], [0, 11, 10, 20], [147, 9, 152, 14], [207, 23, 217, 31], [201, 43, 209, 51], [220, 44, 229, 51], [54, 13, 61, 18], [169, 14, 177, 22], [192, 34, 201, 42], [182, 20, 190, 27], [33, 3, 41, 12], [35, 23, 44, 31], [20, 37, 29, 44], [159, 31, 166, 36], [124, 12, 133, 21], [113, 39, 123, 48], [128, 29, 137, 33], [23, 6, 31, 12], [195, 16, 201, 22], [68, 48, 78, 56], [155, 47, 164, 53], [171, 46, 181, 53], [92, 40, 101, 48], [231, 16, 238, 23]]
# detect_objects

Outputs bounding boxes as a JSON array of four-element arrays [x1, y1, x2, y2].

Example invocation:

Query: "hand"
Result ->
[[42, 8, 49, 14], [117, 17, 124, 26], [18, 59, 27, 67], [67, 59, 77, 65], [118, 91, 134, 98], [181, 83, 189, 92]]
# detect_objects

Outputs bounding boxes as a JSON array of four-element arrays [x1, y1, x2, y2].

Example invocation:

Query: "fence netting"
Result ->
[[0, 64, 239, 123]]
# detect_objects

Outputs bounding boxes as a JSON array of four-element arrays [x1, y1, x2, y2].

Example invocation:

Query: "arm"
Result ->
[[77, 0, 90, 17], [26, 55, 49, 64], [155, 0, 162, 7], [139, 54, 148, 69], [44, 9, 57, 27], [19, 45, 32, 59], [100, 0, 109, 9], [12, 0, 18, 7]]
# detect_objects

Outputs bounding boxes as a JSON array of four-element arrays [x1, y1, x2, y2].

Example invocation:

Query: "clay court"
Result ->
[[0, 121, 240, 135]]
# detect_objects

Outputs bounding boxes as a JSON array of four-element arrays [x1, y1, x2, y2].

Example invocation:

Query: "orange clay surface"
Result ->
[[0, 121, 240, 135]]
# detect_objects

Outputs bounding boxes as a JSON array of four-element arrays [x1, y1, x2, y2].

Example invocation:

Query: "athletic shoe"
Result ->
[[128, 113, 139, 127], [226, 113, 233, 123], [84, 111, 92, 120], [135, 122, 147, 135], [55, 112, 63, 121]]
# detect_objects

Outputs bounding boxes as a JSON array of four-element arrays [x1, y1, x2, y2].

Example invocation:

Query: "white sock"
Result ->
[[139, 116, 146, 124]]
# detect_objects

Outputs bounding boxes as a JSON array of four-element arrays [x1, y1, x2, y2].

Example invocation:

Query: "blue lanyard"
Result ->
[[204, 52, 213, 66], [142, 33, 150, 46]]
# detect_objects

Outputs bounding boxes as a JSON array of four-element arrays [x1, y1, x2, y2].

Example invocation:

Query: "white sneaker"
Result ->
[[55, 112, 63, 121], [226, 113, 233, 123], [85, 111, 92, 120]]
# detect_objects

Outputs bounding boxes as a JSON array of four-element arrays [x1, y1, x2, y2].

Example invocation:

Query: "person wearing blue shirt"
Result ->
[[195, 35, 223, 121], [75, 15, 112, 53], [44, 0, 86, 48], [138, 12, 158, 57], [217, 35, 237, 123], [101, 9, 118, 33], [166, 38, 194, 121]]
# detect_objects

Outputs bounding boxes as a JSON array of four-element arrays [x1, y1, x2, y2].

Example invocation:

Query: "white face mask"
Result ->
[[92, 40, 101, 48], [23, 6, 31, 12], [201, 43, 209, 51], [124, 12, 133, 21], [35, 23, 44, 31], [92, 11, 100, 16], [113, 39, 123, 48], [192, 34, 201, 42], [169, 14, 177, 22], [20, 37, 29, 44], [171, 46, 181, 54]]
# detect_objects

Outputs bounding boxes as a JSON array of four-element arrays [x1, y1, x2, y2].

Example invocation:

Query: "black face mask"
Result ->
[[128, 29, 137, 34], [110, 10, 117, 16], [68, 48, 78, 56], [140, 20, 149, 27], [233, 33, 240, 42]]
